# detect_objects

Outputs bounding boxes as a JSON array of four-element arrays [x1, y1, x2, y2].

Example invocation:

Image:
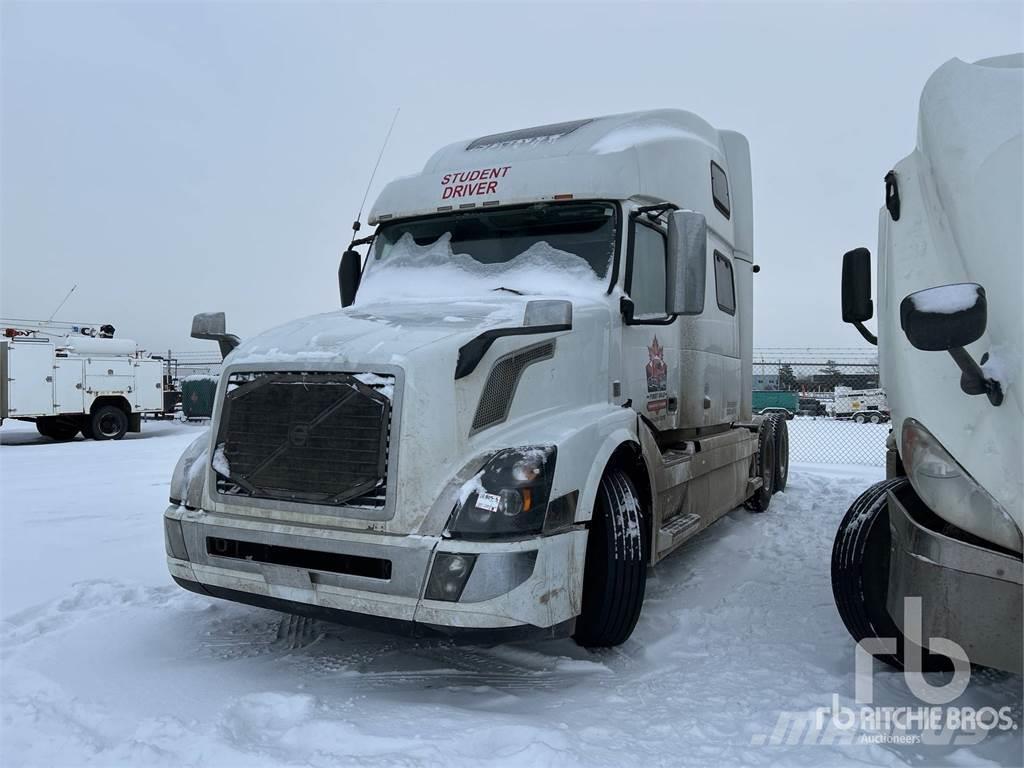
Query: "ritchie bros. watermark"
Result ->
[[752, 598, 1018, 747]]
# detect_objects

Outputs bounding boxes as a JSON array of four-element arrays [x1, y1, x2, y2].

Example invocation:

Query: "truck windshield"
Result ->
[[358, 202, 617, 302]]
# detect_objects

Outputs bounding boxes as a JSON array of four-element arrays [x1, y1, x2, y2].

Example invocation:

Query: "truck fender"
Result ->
[[575, 424, 646, 525]]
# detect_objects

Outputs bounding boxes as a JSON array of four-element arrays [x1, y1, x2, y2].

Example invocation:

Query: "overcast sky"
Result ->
[[2, 1, 1021, 355]]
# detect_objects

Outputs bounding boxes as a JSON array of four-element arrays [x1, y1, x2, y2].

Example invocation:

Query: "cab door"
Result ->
[[620, 216, 681, 431]]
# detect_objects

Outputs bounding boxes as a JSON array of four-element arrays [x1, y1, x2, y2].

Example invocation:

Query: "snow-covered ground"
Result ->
[[1, 420, 1020, 767]]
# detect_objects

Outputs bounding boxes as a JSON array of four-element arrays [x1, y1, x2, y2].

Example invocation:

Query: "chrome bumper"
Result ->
[[886, 485, 1023, 673]]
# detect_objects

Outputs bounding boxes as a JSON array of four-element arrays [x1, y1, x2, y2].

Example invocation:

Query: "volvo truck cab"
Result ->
[[832, 56, 1022, 673], [165, 109, 788, 646]]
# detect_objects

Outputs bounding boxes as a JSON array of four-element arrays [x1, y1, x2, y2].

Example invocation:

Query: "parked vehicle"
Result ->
[[752, 390, 798, 418], [797, 396, 827, 417], [832, 385, 889, 423], [1, 319, 166, 440], [832, 56, 1022, 673], [165, 109, 789, 647]]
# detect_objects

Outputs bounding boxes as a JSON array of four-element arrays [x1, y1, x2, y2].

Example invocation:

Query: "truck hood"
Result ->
[[226, 299, 528, 367], [216, 296, 612, 535]]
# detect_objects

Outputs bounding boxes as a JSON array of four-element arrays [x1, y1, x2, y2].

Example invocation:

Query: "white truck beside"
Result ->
[[832, 55, 1022, 673], [165, 109, 789, 646], [1, 319, 165, 440]]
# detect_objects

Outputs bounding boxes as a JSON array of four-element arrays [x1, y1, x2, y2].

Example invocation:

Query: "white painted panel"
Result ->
[[132, 360, 164, 411], [54, 358, 85, 413], [8, 343, 55, 416]]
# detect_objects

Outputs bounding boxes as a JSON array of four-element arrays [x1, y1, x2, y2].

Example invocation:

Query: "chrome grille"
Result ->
[[214, 372, 393, 508], [471, 341, 554, 432]]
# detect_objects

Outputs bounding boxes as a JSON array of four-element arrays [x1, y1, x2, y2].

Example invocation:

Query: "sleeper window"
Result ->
[[711, 162, 731, 219], [714, 252, 736, 315], [630, 224, 668, 318]]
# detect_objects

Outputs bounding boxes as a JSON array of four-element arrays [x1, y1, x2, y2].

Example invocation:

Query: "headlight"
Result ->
[[902, 418, 1022, 553], [448, 445, 568, 540], [170, 433, 210, 507]]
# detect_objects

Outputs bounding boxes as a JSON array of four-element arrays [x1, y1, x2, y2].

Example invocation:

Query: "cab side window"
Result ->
[[629, 223, 668, 318], [714, 251, 736, 315], [711, 161, 730, 219]]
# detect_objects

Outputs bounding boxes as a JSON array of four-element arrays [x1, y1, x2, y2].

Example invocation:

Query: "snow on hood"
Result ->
[[225, 299, 528, 367], [354, 233, 607, 305]]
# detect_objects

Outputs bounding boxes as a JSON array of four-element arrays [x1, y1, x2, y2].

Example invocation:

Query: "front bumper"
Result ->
[[886, 484, 1023, 673], [164, 505, 586, 636]]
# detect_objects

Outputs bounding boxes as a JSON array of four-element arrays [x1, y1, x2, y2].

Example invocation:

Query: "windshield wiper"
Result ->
[[491, 286, 524, 295]]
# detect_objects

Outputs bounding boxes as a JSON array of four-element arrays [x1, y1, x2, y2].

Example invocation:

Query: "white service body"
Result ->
[[1, 336, 164, 420], [165, 110, 772, 638]]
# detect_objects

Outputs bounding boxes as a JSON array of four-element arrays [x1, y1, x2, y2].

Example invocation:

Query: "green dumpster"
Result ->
[[180, 375, 218, 419]]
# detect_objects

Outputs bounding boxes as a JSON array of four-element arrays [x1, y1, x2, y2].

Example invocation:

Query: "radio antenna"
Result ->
[[352, 107, 400, 241], [48, 283, 78, 321]]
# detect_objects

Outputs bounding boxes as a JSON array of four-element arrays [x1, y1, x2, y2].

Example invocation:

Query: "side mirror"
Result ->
[[900, 283, 986, 351], [339, 250, 362, 308], [665, 210, 707, 315], [191, 312, 240, 360], [899, 283, 1001, 406], [841, 248, 873, 323]]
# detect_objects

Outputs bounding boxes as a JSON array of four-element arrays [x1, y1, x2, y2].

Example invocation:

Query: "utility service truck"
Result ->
[[832, 55, 1022, 673], [1, 319, 166, 440], [165, 109, 789, 646]]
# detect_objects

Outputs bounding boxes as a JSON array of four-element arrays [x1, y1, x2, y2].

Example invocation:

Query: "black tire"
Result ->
[[831, 478, 949, 672], [35, 417, 80, 441], [869, 413, 881, 424], [772, 414, 789, 493], [574, 469, 648, 648], [745, 418, 776, 511], [853, 413, 866, 424], [90, 405, 129, 441]]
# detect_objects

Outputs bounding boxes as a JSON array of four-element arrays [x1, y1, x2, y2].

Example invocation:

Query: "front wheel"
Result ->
[[831, 478, 949, 672], [853, 413, 866, 424], [573, 469, 648, 648]]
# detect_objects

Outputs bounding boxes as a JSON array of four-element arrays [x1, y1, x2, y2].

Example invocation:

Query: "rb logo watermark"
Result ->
[[752, 597, 1017, 747]]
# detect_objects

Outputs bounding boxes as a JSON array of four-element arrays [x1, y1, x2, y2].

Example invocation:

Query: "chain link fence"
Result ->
[[164, 347, 887, 465], [754, 348, 887, 466]]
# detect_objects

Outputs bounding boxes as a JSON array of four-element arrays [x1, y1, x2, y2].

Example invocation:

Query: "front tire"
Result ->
[[574, 469, 648, 648], [90, 405, 128, 440], [831, 478, 949, 672]]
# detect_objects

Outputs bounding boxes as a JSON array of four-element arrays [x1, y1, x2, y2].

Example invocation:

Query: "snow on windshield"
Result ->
[[355, 232, 606, 305]]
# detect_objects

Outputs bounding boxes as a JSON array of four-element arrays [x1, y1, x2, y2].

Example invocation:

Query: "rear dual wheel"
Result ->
[[35, 417, 80, 441], [90, 405, 129, 440]]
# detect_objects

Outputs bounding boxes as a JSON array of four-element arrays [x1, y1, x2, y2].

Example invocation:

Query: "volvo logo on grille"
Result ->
[[288, 423, 311, 447]]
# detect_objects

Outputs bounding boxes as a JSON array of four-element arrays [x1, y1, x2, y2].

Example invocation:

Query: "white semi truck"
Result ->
[[165, 109, 789, 646], [1, 319, 166, 440], [832, 56, 1022, 673]]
